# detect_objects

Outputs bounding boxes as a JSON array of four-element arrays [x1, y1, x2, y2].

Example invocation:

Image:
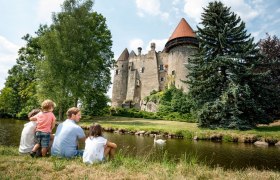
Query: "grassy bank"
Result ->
[[1, 146, 279, 180], [79, 116, 280, 143]]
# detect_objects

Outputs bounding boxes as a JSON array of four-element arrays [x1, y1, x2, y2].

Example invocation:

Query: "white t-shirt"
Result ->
[[19, 121, 37, 153], [83, 136, 107, 164]]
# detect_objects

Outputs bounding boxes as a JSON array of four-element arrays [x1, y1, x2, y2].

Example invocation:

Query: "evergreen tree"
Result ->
[[187, 1, 268, 129]]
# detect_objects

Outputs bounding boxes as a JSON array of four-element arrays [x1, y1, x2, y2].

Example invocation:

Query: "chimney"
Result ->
[[151, 43, 156, 51], [138, 47, 142, 55]]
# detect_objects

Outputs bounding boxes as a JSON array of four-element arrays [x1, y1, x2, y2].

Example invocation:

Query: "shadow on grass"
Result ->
[[254, 125, 280, 132]]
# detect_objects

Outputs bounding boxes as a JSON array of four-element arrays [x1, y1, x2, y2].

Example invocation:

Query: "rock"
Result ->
[[254, 141, 268, 146], [135, 131, 145, 135], [275, 141, 280, 146]]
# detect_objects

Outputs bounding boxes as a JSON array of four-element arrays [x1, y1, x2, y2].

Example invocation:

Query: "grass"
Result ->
[[78, 116, 280, 142], [0, 146, 280, 180]]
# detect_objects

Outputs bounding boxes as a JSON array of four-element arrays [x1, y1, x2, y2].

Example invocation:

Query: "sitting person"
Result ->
[[19, 109, 41, 154], [83, 123, 117, 164], [51, 107, 86, 158]]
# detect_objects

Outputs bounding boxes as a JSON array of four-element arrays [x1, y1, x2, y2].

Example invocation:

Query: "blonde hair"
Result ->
[[41, 99, 55, 112], [66, 107, 80, 118]]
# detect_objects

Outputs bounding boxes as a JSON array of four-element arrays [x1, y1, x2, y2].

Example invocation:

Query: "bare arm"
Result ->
[[51, 118, 56, 129], [30, 116, 37, 121], [106, 141, 117, 149]]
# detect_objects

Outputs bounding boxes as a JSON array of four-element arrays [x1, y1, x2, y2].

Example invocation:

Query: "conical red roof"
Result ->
[[168, 18, 195, 40]]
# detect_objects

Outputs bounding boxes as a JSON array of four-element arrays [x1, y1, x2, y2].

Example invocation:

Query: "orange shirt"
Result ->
[[35, 112, 56, 133]]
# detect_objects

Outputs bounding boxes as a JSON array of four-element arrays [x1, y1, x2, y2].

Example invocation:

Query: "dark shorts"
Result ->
[[35, 131, 50, 148]]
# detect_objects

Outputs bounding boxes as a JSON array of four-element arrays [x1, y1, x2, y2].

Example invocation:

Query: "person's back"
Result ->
[[83, 123, 117, 164], [51, 107, 85, 158], [19, 109, 41, 154], [83, 136, 107, 163]]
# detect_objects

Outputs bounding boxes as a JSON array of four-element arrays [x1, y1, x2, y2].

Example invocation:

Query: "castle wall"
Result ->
[[111, 59, 128, 107], [168, 45, 197, 92], [157, 52, 168, 91]]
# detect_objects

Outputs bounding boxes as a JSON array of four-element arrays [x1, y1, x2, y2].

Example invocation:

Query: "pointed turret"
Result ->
[[118, 48, 129, 61], [164, 18, 198, 52], [129, 50, 136, 58]]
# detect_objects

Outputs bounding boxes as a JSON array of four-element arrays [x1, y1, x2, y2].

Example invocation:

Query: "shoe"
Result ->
[[30, 151, 36, 158]]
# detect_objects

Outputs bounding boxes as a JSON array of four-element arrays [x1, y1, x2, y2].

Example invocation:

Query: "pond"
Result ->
[[1, 118, 279, 170]]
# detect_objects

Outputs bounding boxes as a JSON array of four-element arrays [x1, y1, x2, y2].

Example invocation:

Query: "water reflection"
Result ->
[[1, 118, 279, 170]]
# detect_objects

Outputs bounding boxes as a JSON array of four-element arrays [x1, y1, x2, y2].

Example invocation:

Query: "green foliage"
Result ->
[[110, 107, 158, 119], [257, 34, 280, 120], [187, 1, 270, 129], [0, 30, 44, 118], [36, 0, 113, 119]]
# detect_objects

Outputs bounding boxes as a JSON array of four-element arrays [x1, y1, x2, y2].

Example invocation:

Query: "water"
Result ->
[[1, 118, 279, 170]]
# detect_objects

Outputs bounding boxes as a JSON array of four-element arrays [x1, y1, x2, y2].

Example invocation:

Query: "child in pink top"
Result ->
[[30, 99, 56, 157]]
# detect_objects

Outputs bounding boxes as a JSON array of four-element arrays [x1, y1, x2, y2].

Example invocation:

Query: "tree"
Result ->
[[0, 27, 46, 118], [187, 1, 268, 129], [37, 0, 114, 119], [257, 34, 280, 119]]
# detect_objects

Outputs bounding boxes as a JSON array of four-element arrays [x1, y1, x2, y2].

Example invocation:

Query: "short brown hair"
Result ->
[[41, 99, 55, 111], [67, 107, 80, 118], [89, 123, 103, 137], [28, 109, 41, 118]]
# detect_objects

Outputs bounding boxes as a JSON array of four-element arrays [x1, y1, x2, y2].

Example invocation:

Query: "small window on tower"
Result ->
[[172, 70, 175, 75], [140, 67, 144, 73], [160, 77, 164, 82], [116, 69, 119, 75], [159, 64, 164, 71]]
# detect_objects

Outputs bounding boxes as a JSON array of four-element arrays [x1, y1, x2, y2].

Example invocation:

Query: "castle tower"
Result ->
[[111, 48, 129, 107], [164, 18, 198, 91]]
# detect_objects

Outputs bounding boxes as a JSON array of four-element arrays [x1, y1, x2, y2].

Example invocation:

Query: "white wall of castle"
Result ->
[[111, 43, 197, 109]]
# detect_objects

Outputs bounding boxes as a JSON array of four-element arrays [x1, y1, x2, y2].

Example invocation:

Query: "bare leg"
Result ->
[[104, 146, 116, 160], [41, 147, 48, 157], [31, 143, 40, 152]]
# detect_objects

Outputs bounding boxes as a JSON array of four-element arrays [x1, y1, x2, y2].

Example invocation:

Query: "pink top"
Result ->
[[35, 112, 56, 133]]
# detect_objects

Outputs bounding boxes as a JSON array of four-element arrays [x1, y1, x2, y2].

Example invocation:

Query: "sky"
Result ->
[[0, 0, 280, 97]]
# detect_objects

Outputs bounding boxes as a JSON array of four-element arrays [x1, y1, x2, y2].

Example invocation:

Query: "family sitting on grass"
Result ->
[[19, 99, 117, 164]]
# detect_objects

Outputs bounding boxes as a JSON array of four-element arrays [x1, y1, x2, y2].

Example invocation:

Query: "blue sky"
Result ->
[[0, 0, 280, 97]]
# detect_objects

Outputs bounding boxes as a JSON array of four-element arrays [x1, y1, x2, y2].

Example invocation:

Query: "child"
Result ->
[[83, 123, 117, 164], [30, 99, 56, 157], [19, 109, 41, 154]]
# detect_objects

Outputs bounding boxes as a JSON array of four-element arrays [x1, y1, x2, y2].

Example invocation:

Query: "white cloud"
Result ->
[[36, 0, 64, 24], [135, 0, 169, 20], [183, 0, 260, 23], [129, 38, 144, 53], [183, 0, 206, 23], [223, 0, 259, 22], [0, 36, 20, 89]]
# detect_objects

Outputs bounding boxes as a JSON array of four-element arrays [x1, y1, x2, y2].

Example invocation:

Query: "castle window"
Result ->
[[159, 64, 164, 71], [136, 79, 140, 86], [160, 77, 164, 82], [172, 70, 175, 75], [116, 69, 119, 75], [140, 67, 144, 73]]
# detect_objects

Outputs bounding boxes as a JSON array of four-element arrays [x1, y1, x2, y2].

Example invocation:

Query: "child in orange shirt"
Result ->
[[30, 99, 56, 157]]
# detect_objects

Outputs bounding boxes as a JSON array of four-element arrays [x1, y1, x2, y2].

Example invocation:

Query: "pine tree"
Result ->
[[187, 1, 268, 129]]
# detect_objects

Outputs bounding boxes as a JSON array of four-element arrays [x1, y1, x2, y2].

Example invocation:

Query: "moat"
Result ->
[[1, 118, 279, 170]]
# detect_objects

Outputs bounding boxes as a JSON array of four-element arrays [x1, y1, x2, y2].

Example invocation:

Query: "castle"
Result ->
[[111, 18, 198, 110]]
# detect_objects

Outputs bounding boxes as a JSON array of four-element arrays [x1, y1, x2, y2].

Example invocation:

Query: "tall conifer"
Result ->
[[187, 1, 267, 129]]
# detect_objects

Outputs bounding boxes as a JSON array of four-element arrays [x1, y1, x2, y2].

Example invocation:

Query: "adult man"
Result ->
[[51, 107, 86, 158]]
